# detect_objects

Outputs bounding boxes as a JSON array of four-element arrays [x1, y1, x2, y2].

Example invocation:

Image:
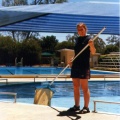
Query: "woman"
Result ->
[[68, 23, 96, 113]]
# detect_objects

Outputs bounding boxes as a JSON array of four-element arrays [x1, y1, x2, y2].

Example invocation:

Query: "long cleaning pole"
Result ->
[[49, 27, 106, 86]]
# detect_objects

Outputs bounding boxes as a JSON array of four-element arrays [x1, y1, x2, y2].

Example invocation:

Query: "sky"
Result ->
[[0, 0, 119, 43]]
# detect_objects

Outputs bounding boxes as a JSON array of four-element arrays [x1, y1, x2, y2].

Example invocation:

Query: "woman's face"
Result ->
[[77, 26, 86, 36]]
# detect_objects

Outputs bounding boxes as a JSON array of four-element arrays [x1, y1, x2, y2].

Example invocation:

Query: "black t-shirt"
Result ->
[[72, 35, 91, 70]]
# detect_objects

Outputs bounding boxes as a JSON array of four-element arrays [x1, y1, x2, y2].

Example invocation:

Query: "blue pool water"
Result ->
[[0, 81, 120, 114], [0, 67, 118, 75]]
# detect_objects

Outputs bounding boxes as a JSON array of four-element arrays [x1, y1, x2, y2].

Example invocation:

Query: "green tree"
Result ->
[[19, 39, 42, 65], [0, 35, 42, 66], [2, 0, 28, 6], [104, 44, 119, 54], [66, 33, 77, 44], [55, 41, 74, 50], [90, 35, 106, 54], [40, 35, 58, 53], [31, 0, 67, 4], [103, 35, 119, 54], [0, 36, 16, 65], [7, 31, 40, 42], [106, 35, 120, 47]]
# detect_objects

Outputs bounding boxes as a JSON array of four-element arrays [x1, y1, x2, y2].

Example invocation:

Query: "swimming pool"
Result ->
[[0, 67, 118, 75], [0, 81, 120, 114]]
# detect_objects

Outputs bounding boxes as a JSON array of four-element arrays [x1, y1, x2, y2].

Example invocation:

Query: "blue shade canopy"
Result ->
[[0, 2, 119, 35]]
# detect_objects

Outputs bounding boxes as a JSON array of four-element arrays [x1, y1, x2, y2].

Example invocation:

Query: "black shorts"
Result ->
[[71, 68, 90, 79]]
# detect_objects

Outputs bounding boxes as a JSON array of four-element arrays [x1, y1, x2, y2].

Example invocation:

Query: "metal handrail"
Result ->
[[34, 75, 70, 82], [93, 100, 120, 113], [0, 92, 17, 103]]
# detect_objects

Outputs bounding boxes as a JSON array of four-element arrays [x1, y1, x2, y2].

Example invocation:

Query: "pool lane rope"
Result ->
[[49, 27, 106, 86]]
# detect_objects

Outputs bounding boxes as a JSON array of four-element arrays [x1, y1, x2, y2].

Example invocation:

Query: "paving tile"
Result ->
[[0, 102, 120, 120]]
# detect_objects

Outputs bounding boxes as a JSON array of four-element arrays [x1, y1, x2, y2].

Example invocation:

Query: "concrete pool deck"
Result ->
[[0, 102, 120, 120], [0, 77, 120, 120]]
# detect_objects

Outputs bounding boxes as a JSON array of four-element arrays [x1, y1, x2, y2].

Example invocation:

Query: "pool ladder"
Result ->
[[0, 92, 17, 103], [93, 100, 120, 113]]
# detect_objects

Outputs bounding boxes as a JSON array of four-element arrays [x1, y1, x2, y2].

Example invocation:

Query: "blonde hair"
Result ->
[[76, 23, 87, 31]]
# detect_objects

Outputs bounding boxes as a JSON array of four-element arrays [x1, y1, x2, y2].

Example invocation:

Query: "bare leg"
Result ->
[[72, 78, 80, 107], [80, 79, 90, 108]]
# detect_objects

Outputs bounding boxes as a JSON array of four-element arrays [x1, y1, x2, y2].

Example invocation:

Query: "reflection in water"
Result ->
[[0, 81, 119, 99], [0, 81, 120, 113], [53, 81, 120, 97]]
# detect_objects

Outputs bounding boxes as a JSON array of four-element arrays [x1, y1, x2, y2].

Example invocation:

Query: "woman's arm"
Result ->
[[88, 39, 96, 55]]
